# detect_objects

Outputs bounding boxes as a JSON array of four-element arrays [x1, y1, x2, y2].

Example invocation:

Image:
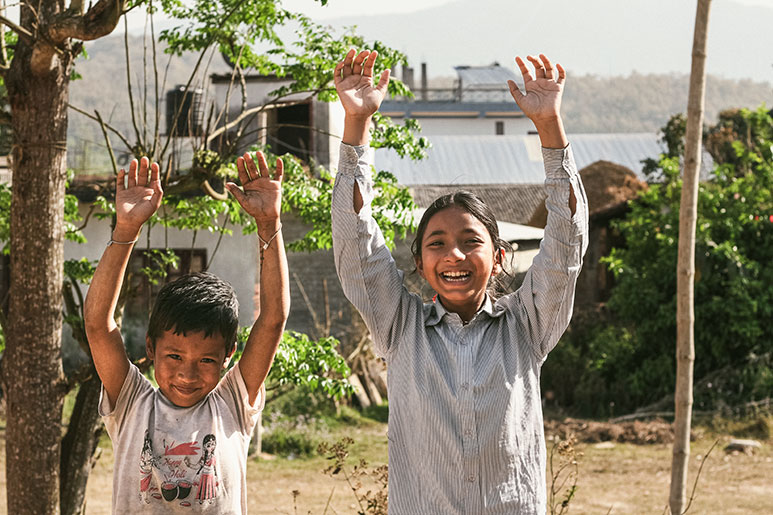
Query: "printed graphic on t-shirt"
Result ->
[[138, 430, 219, 508]]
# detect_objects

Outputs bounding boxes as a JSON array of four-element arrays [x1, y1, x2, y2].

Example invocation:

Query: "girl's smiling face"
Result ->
[[415, 206, 502, 322]]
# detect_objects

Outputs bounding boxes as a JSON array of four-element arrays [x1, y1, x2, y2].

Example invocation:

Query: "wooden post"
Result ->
[[670, 1, 712, 513]]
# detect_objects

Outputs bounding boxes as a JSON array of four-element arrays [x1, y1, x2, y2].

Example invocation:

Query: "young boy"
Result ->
[[84, 152, 289, 513]]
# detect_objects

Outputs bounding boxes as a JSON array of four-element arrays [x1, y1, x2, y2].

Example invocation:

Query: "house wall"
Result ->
[[406, 116, 532, 136], [65, 203, 258, 364]]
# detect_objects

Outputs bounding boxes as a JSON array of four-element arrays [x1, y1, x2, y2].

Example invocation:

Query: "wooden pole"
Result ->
[[670, 1, 712, 513]]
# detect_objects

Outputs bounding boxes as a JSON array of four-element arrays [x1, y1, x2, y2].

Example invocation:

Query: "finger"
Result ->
[[127, 159, 138, 188], [507, 79, 525, 105], [255, 151, 269, 178], [334, 60, 346, 85], [225, 182, 247, 206], [116, 168, 126, 193], [556, 63, 566, 85], [236, 156, 251, 185], [244, 152, 260, 179], [275, 157, 284, 183], [341, 48, 356, 78], [527, 55, 545, 78], [138, 156, 150, 186], [150, 162, 163, 198], [539, 54, 554, 80], [362, 50, 378, 79], [352, 50, 370, 76], [375, 68, 391, 95], [515, 56, 533, 83]]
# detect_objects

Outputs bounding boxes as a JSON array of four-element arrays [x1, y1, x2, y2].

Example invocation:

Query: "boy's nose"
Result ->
[[177, 361, 198, 380]]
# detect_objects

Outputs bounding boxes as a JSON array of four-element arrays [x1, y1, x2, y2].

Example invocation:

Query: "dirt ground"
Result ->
[[1, 419, 772, 514]]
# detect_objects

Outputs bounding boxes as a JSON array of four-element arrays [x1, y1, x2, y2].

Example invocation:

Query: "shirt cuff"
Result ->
[[542, 143, 577, 179], [338, 142, 373, 177]]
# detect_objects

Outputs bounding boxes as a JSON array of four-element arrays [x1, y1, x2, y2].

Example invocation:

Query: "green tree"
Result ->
[[0, 0, 426, 512]]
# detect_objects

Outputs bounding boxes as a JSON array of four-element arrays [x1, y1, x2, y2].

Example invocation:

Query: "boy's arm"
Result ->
[[507, 54, 576, 214], [225, 152, 289, 405], [84, 158, 163, 407]]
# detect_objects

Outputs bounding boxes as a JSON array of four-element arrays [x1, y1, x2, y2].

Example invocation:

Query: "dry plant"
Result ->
[[317, 437, 388, 515], [548, 433, 582, 515]]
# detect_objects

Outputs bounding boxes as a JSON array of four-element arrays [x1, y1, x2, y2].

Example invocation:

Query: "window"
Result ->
[[495, 121, 505, 135], [124, 248, 207, 320]]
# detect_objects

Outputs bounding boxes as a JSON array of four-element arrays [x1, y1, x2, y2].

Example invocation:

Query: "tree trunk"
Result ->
[[670, 1, 711, 513], [60, 373, 104, 515], [1, 22, 73, 515]]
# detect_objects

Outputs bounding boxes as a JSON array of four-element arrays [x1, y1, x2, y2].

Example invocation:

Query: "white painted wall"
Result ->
[[411, 116, 533, 136], [67, 204, 258, 328]]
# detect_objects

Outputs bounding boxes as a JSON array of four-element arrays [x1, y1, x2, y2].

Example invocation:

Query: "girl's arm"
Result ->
[[503, 55, 589, 360], [332, 49, 418, 358]]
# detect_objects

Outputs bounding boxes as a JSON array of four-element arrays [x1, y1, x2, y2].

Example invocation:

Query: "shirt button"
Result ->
[[467, 475, 476, 482], [460, 382, 469, 390], [464, 429, 473, 437]]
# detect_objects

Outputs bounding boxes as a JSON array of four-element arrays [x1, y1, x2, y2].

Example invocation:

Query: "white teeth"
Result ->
[[441, 271, 470, 281]]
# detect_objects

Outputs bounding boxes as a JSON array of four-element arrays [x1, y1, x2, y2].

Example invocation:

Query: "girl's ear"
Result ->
[[492, 248, 505, 276], [415, 256, 426, 280]]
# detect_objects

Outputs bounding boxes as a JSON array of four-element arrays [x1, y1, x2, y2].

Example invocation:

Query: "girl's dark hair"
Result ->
[[411, 191, 514, 296], [147, 272, 239, 355]]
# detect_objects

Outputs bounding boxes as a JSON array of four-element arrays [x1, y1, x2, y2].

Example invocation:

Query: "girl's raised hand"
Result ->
[[226, 151, 283, 222], [115, 157, 163, 231], [507, 54, 565, 125], [334, 48, 391, 119]]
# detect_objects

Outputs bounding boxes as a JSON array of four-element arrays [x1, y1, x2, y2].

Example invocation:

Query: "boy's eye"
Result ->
[[201, 358, 216, 364], [168, 354, 181, 360]]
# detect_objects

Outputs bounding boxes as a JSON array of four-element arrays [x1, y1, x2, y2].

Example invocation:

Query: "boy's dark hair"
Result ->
[[411, 191, 514, 295], [147, 272, 239, 355]]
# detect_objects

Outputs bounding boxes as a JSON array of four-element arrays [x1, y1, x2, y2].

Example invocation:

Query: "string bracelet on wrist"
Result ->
[[107, 236, 139, 247], [258, 223, 282, 251]]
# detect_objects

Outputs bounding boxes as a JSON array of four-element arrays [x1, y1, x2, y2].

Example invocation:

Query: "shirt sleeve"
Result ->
[[502, 144, 589, 363], [215, 363, 264, 434], [99, 363, 153, 438], [331, 143, 421, 360]]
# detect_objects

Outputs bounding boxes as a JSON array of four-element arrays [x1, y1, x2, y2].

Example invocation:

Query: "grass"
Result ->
[[1, 412, 773, 514]]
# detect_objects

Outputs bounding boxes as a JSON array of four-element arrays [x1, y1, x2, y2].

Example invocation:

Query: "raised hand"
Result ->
[[226, 151, 283, 222], [334, 48, 391, 119], [115, 157, 163, 231], [507, 54, 565, 125]]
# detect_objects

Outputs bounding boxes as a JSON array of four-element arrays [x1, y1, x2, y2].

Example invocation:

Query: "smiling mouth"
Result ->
[[440, 271, 471, 282], [173, 385, 199, 396]]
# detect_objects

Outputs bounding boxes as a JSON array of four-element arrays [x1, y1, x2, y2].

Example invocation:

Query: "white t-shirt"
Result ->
[[100, 363, 263, 514]]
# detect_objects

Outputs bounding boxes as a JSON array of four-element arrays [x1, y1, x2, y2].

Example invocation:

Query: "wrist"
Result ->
[[256, 218, 281, 233], [112, 224, 142, 243], [533, 116, 568, 149], [342, 114, 372, 146]]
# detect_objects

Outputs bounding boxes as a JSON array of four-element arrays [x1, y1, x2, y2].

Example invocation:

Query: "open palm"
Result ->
[[115, 157, 163, 228], [508, 55, 565, 124], [334, 49, 390, 118], [226, 151, 283, 222]]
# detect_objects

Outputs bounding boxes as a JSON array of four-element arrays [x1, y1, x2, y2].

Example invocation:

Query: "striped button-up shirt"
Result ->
[[332, 142, 588, 514]]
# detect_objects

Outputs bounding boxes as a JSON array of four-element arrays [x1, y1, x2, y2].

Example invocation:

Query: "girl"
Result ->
[[331, 49, 588, 514]]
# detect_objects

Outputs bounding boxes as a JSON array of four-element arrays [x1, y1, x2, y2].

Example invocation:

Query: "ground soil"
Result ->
[[1, 417, 772, 514]]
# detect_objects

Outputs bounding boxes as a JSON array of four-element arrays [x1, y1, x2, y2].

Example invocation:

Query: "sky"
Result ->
[[283, 0, 773, 18]]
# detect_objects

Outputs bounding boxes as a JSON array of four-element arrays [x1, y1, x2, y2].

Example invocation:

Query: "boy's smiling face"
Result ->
[[146, 329, 232, 408]]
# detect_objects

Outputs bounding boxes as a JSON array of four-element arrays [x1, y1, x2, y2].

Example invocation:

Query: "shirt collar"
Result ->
[[424, 294, 507, 326]]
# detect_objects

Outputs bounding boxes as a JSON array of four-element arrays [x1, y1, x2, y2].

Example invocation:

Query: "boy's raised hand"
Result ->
[[115, 157, 163, 231], [226, 151, 283, 221], [334, 48, 391, 119], [507, 54, 565, 125]]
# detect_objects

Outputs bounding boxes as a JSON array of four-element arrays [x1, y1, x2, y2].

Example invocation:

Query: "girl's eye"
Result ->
[[426, 241, 443, 247]]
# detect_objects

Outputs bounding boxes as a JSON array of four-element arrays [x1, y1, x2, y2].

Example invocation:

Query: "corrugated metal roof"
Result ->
[[455, 65, 519, 88], [374, 133, 666, 185]]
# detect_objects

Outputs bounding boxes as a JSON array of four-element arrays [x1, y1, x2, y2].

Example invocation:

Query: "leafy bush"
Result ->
[[262, 411, 330, 458], [544, 107, 773, 417]]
